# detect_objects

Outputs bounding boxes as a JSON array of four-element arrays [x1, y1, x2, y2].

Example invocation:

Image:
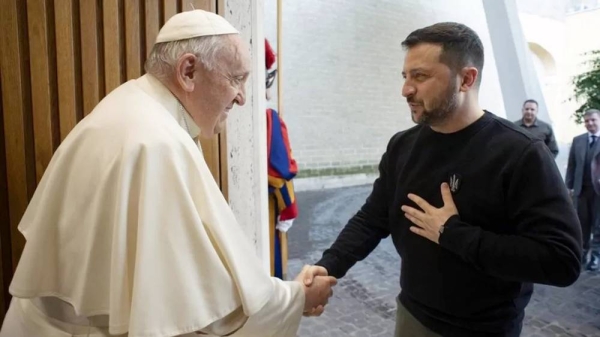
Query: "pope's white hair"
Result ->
[[144, 35, 232, 80]]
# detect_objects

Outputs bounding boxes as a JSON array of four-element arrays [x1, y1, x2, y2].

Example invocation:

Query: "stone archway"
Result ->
[[528, 42, 557, 79]]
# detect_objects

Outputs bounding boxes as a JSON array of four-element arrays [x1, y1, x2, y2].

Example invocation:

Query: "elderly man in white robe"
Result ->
[[0, 9, 336, 337]]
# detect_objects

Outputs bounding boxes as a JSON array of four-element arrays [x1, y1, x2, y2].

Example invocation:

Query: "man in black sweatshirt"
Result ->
[[309, 22, 582, 337]]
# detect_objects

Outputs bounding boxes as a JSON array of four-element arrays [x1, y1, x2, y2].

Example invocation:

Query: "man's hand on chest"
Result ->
[[400, 182, 459, 244]]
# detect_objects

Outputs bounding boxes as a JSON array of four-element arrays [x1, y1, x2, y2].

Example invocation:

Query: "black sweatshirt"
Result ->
[[316, 111, 582, 337]]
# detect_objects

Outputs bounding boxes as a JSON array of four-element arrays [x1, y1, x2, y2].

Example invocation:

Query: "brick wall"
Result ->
[[264, 0, 506, 177]]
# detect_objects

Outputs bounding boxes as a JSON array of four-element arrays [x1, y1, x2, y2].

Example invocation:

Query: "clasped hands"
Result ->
[[294, 265, 337, 317], [295, 184, 457, 317]]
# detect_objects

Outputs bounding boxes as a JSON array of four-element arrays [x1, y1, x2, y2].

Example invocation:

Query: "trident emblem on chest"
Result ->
[[448, 173, 461, 194]]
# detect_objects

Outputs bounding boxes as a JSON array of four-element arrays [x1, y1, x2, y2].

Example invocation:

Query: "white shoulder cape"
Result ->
[[9, 75, 273, 337]]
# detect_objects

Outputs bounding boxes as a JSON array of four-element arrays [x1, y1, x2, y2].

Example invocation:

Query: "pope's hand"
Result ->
[[294, 265, 337, 317]]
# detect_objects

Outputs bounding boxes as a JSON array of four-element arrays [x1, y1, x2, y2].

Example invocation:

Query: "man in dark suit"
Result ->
[[566, 108, 600, 271]]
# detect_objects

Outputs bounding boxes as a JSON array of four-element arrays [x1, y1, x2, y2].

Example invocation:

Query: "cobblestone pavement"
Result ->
[[287, 185, 600, 337]]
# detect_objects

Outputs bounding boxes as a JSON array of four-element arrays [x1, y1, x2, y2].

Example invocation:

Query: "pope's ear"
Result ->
[[176, 53, 197, 92]]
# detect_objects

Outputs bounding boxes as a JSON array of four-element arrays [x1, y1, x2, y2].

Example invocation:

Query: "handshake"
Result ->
[[294, 265, 338, 317]]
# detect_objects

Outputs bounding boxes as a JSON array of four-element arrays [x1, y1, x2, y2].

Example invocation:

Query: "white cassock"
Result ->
[[0, 74, 305, 337]]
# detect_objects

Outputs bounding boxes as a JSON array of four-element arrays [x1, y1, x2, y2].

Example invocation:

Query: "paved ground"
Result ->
[[287, 185, 600, 337]]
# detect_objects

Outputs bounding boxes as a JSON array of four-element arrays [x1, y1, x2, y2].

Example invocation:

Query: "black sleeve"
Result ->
[[546, 127, 559, 158], [315, 137, 395, 278], [439, 141, 582, 287]]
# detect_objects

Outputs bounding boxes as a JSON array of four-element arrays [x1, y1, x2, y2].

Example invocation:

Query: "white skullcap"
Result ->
[[155, 9, 238, 43]]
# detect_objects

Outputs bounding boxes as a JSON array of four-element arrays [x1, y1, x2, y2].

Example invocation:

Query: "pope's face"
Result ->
[[187, 35, 250, 138]]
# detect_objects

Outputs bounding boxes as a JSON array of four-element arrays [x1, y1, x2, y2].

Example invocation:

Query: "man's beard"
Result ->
[[410, 82, 459, 126]]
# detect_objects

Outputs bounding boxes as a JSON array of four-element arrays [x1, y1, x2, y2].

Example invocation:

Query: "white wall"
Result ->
[[224, 0, 270, 271], [564, 7, 600, 136]]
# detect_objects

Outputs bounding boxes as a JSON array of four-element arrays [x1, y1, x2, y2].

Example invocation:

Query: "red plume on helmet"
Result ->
[[265, 39, 276, 70]]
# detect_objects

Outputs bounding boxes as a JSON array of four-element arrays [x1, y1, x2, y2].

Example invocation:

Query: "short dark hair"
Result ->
[[523, 99, 538, 107], [401, 22, 484, 85]]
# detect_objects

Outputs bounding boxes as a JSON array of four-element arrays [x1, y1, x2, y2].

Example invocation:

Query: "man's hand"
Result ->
[[294, 265, 337, 317], [569, 189, 574, 198], [401, 183, 458, 244]]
